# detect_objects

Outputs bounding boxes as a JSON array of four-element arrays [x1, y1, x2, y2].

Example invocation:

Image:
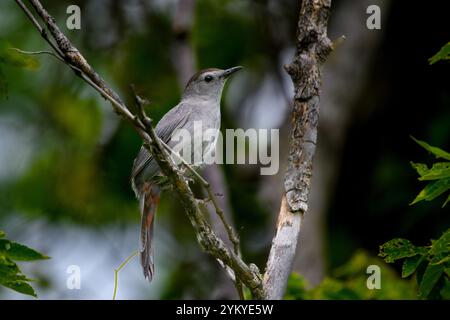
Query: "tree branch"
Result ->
[[263, 0, 333, 299], [16, 0, 264, 299]]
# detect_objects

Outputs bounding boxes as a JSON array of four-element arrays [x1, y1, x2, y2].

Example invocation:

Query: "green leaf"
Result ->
[[411, 136, 450, 160], [429, 42, 450, 65], [418, 162, 450, 181], [0, 278, 36, 297], [440, 277, 450, 299], [379, 238, 427, 263], [418, 263, 445, 298], [0, 258, 36, 298], [411, 162, 430, 177], [0, 240, 49, 261], [0, 235, 49, 297], [443, 194, 450, 207], [429, 229, 450, 265], [402, 255, 425, 278], [0, 231, 5, 238], [410, 178, 450, 205]]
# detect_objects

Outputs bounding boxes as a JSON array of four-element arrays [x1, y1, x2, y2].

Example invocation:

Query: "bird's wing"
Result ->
[[131, 102, 190, 184]]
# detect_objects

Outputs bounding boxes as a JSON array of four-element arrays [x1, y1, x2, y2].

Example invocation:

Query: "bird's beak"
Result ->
[[221, 66, 243, 78]]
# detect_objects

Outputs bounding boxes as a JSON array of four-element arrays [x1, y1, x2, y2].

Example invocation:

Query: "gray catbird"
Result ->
[[131, 67, 242, 281]]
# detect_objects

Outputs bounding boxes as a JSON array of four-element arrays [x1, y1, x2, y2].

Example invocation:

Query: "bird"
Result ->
[[130, 66, 242, 281]]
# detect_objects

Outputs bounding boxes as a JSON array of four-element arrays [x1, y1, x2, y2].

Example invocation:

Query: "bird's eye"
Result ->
[[205, 75, 213, 82]]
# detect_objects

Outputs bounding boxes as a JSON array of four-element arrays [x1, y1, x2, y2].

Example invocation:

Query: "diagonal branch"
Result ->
[[16, 0, 264, 299], [263, 0, 333, 299]]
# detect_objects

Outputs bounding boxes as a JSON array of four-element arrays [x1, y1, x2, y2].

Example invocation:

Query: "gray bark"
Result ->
[[263, 0, 333, 300], [295, 0, 390, 286]]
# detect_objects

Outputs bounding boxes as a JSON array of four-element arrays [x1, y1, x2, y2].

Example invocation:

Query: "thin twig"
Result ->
[[10, 48, 65, 63], [112, 251, 139, 300], [14, 0, 64, 59]]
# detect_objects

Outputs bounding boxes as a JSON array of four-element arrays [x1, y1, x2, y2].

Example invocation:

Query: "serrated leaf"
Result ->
[[411, 162, 429, 177], [418, 162, 450, 181], [411, 136, 450, 160], [410, 178, 450, 205], [379, 238, 427, 263], [418, 263, 444, 298], [402, 255, 425, 278], [0, 240, 49, 261], [429, 42, 450, 65], [429, 229, 450, 265], [430, 230, 450, 255]]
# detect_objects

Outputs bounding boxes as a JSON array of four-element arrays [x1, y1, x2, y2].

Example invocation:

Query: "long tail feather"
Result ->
[[139, 182, 160, 281]]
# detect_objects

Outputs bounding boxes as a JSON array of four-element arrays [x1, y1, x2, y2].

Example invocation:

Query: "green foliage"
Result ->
[[379, 229, 450, 299], [285, 250, 417, 300], [0, 38, 39, 98], [411, 137, 450, 160], [429, 42, 450, 65], [0, 230, 49, 297], [410, 137, 450, 207], [378, 239, 427, 263]]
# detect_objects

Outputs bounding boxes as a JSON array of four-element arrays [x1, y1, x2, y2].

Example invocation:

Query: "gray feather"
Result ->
[[131, 102, 191, 195]]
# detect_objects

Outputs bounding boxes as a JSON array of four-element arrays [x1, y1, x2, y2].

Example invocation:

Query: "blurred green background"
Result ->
[[0, 0, 449, 299]]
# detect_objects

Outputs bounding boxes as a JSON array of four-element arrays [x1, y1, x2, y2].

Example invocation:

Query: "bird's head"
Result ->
[[182, 66, 242, 101]]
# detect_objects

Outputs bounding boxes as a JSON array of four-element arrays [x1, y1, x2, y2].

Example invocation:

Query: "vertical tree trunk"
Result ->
[[294, 0, 390, 286], [263, 0, 333, 300]]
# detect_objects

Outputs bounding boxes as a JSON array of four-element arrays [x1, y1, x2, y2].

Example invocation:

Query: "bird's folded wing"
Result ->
[[130, 102, 190, 181]]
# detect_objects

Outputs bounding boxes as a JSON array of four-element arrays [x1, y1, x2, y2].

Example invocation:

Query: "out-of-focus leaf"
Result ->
[[0, 239, 49, 261], [416, 162, 450, 181], [307, 251, 417, 300], [0, 39, 39, 99], [410, 179, 450, 205], [0, 39, 39, 70], [402, 255, 425, 278], [379, 238, 427, 263], [411, 136, 450, 160], [0, 278, 36, 297], [285, 272, 310, 300], [429, 42, 450, 65], [0, 65, 7, 98], [0, 258, 37, 297], [0, 231, 5, 238], [440, 278, 450, 299], [418, 263, 444, 298]]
